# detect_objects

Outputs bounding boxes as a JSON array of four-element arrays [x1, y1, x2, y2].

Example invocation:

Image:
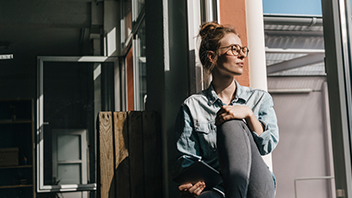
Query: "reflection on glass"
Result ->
[[124, 0, 132, 44], [135, 0, 145, 20]]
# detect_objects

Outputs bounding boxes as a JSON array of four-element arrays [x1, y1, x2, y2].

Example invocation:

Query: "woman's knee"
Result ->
[[217, 119, 248, 135]]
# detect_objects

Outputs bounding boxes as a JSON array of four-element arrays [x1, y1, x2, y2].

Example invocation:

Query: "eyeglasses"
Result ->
[[219, 44, 249, 58]]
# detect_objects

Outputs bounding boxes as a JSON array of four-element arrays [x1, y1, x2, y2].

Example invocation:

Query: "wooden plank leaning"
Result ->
[[98, 112, 115, 198], [114, 112, 130, 197]]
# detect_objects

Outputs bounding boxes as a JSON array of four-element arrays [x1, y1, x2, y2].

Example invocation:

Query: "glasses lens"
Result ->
[[231, 45, 241, 56], [230, 45, 249, 57]]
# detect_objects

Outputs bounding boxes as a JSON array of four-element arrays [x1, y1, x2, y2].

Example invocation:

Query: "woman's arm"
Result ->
[[175, 105, 202, 169], [175, 105, 206, 196]]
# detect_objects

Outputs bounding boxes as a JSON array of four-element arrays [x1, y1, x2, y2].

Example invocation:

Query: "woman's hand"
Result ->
[[215, 105, 251, 125], [215, 105, 264, 135], [178, 181, 206, 197]]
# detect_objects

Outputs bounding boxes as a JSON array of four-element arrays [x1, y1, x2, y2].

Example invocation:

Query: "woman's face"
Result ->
[[213, 33, 245, 78]]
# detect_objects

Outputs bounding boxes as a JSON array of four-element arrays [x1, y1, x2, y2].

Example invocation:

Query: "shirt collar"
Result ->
[[234, 81, 249, 101], [206, 80, 249, 105]]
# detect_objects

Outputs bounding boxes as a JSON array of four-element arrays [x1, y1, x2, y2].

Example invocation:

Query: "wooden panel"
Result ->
[[98, 112, 115, 198], [143, 111, 162, 197], [128, 111, 145, 198], [113, 112, 130, 197], [113, 112, 129, 168], [98, 111, 161, 198]]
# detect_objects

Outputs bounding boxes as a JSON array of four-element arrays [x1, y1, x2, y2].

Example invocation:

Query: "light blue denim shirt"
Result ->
[[175, 81, 279, 176]]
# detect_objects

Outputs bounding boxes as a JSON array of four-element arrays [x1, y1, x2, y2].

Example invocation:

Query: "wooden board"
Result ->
[[128, 111, 145, 198], [143, 111, 162, 198], [98, 111, 161, 198], [98, 112, 115, 198], [114, 112, 129, 167], [114, 112, 130, 197]]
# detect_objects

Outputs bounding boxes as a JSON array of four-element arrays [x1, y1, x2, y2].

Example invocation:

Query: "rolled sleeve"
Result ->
[[252, 93, 279, 155]]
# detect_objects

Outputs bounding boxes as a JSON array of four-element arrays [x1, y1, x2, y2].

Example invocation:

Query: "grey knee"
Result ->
[[217, 119, 248, 134]]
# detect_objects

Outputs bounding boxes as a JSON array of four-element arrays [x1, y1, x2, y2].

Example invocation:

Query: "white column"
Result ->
[[246, 0, 267, 90], [245, 0, 273, 171]]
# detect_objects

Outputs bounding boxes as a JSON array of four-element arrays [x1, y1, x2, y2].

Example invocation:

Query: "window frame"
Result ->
[[321, 0, 352, 196], [120, 0, 146, 110]]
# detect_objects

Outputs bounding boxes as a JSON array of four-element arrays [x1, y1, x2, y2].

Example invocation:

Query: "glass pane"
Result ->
[[42, 61, 114, 185], [58, 135, 81, 161], [124, 0, 132, 44], [135, 19, 146, 110], [58, 164, 81, 184], [135, 0, 145, 20]]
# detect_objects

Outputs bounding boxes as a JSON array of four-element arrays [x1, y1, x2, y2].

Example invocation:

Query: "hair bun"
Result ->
[[199, 21, 223, 40]]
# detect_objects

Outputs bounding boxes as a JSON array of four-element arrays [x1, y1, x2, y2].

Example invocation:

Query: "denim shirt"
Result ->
[[175, 81, 279, 176]]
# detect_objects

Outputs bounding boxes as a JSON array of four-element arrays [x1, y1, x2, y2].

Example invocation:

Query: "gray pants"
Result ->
[[199, 119, 275, 198]]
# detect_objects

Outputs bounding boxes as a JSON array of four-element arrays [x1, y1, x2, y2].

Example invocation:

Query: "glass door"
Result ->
[[36, 56, 118, 193]]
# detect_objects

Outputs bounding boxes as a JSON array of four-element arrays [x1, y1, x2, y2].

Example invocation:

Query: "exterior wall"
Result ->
[[268, 76, 335, 198], [219, 0, 249, 86]]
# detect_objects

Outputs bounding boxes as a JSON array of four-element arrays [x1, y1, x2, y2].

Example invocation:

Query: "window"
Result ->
[[122, 0, 132, 48], [52, 129, 87, 185], [121, 0, 146, 110], [321, 0, 352, 195], [133, 19, 146, 110]]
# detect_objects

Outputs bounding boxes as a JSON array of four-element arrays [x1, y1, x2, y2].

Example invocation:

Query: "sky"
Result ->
[[263, 0, 322, 15]]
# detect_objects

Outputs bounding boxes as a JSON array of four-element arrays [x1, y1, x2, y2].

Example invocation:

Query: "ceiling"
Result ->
[[0, 0, 92, 58]]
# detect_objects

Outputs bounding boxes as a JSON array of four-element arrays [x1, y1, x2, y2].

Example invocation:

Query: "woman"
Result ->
[[175, 21, 279, 198]]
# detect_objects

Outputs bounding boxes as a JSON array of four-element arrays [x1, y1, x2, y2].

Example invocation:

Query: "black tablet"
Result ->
[[172, 160, 222, 190]]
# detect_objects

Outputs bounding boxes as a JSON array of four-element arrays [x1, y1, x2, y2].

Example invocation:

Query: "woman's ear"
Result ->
[[207, 51, 216, 63]]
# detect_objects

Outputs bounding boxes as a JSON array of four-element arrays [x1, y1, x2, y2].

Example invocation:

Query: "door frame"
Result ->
[[36, 56, 119, 192]]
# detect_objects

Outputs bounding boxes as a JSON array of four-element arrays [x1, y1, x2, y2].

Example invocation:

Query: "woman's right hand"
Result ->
[[178, 181, 206, 197]]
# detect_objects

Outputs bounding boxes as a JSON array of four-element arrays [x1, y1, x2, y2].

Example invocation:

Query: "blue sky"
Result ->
[[263, 0, 322, 15]]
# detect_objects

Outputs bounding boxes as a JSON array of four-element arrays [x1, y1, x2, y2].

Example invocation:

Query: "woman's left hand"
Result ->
[[215, 105, 251, 126], [178, 181, 206, 197]]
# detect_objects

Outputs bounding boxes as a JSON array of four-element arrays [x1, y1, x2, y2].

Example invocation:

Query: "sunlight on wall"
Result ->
[[107, 27, 117, 56], [93, 64, 101, 81]]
